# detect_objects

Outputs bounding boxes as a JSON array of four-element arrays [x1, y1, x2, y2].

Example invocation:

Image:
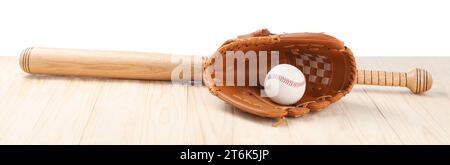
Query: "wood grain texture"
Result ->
[[0, 56, 449, 144]]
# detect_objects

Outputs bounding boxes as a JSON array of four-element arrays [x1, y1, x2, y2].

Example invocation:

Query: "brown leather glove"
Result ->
[[203, 29, 357, 126]]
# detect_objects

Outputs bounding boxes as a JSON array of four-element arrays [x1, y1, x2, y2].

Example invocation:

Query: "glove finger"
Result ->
[[307, 100, 331, 111], [327, 92, 345, 103], [287, 107, 310, 117]]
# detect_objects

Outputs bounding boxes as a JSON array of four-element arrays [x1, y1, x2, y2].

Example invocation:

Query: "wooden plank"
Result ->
[[0, 56, 449, 144], [0, 57, 102, 144], [356, 57, 450, 144], [0, 71, 85, 144], [184, 86, 235, 144], [79, 81, 188, 144], [287, 87, 402, 144], [26, 77, 103, 144]]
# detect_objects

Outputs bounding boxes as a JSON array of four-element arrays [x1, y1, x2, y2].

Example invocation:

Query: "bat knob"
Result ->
[[407, 68, 432, 94]]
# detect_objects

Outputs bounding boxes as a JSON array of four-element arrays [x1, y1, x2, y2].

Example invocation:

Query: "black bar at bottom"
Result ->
[[0, 145, 449, 163]]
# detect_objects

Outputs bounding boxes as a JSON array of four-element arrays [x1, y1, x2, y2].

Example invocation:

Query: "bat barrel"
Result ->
[[19, 47, 204, 82]]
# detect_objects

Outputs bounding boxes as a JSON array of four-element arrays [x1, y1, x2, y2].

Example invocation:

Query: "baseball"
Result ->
[[263, 64, 306, 105]]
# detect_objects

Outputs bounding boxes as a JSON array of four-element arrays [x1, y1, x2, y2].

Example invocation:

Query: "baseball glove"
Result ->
[[203, 29, 357, 126]]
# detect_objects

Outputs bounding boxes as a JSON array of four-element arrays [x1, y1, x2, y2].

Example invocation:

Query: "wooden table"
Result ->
[[0, 56, 449, 144]]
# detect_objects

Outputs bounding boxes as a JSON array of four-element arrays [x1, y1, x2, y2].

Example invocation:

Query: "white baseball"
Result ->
[[263, 64, 306, 105]]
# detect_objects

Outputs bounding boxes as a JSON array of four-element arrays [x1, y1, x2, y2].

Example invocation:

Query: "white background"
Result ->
[[0, 0, 449, 56]]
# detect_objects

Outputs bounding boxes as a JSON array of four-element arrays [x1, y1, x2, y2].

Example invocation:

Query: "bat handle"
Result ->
[[356, 68, 433, 94]]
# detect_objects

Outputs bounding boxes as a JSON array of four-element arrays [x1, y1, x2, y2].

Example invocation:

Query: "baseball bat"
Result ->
[[20, 47, 432, 94], [20, 47, 204, 81]]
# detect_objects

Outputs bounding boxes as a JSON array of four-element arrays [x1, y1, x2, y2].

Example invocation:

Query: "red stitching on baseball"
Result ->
[[267, 74, 305, 87]]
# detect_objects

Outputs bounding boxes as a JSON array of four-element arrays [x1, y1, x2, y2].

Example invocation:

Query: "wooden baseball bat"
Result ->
[[20, 47, 204, 81], [20, 47, 432, 94]]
